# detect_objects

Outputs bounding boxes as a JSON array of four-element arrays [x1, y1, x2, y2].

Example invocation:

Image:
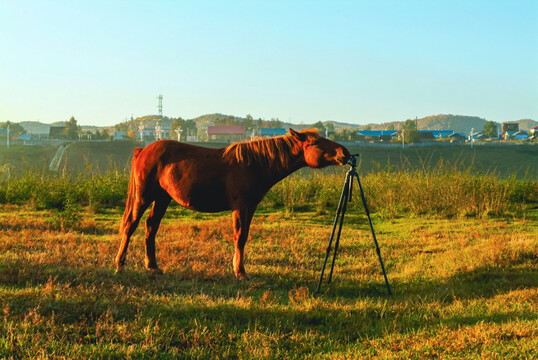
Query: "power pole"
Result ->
[[139, 125, 145, 142], [470, 128, 474, 149]]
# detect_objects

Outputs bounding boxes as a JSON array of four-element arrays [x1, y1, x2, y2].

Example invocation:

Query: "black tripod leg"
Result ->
[[327, 184, 349, 284], [354, 173, 392, 295], [316, 172, 351, 293]]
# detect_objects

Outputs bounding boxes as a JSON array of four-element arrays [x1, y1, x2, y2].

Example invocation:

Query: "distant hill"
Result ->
[[357, 115, 489, 134], [16, 114, 537, 137], [358, 115, 537, 135], [189, 113, 360, 131], [417, 114, 491, 134], [191, 114, 242, 128]]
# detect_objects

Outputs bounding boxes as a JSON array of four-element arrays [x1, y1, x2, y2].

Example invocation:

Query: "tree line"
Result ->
[[0, 121, 27, 136], [213, 114, 284, 131], [1, 116, 501, 143]]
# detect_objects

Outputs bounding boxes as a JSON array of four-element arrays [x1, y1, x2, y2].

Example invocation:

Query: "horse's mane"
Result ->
[[223, 129, 320, 171]]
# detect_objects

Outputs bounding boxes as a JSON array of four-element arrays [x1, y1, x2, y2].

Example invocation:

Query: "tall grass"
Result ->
[[0, 169, 129, 211], [264, 168, 536, 218], [0, 166, 535, 218]]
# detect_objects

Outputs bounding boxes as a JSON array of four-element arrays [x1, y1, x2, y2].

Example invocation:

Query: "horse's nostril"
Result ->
[[336, 156, 348, 165]]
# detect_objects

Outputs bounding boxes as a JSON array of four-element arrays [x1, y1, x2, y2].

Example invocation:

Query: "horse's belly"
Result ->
[[178, 197, 230, 213], [160, 163, 231, 212], [170, 182, 230, 213]]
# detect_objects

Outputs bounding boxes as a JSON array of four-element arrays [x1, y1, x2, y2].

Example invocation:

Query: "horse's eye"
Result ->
[[310, 139, 320, 145]]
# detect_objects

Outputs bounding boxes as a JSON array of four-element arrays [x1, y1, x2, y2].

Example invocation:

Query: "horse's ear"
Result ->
[[289, 128, 306, 142]]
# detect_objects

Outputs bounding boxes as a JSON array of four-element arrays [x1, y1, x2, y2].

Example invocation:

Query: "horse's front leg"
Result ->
[[232, 207, 255, 280]]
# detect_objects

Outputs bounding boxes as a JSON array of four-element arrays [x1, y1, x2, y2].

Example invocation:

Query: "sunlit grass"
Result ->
[[1, 206, 536, 358]]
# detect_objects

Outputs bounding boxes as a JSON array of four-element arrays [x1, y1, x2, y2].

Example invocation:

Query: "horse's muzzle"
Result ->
[[336, 147, 351, 165]]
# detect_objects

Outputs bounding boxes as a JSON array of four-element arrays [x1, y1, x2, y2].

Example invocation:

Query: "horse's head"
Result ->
[[290, 128, 350, 168]]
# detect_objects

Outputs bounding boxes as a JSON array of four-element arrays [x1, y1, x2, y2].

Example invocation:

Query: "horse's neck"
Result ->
[[263, 142, 307, 184]]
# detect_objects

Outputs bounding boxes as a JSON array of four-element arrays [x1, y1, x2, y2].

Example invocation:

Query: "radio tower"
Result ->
[[157, 94, 163, 119]]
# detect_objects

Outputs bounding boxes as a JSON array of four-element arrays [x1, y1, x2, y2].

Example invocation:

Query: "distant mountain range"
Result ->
[[357, 115, 487, 135], [360, 115, 537, 135], [17, 114, 537, 136]]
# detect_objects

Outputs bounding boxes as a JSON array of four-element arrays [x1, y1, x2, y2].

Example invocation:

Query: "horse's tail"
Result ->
[[121, 147, 142, 232]]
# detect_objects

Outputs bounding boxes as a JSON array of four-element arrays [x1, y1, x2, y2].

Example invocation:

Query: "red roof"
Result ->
[[207, 126, 245, 135]]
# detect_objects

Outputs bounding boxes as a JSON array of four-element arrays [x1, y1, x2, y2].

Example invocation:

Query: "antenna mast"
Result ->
[[157, 94, 163, 119]]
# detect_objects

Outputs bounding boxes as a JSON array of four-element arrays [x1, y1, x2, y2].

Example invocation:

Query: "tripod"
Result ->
[[316, 154, 392, 295]]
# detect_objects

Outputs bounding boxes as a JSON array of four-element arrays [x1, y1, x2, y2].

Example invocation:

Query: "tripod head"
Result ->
[[345, 154, 361, 202], [348, 154, 360, 168]]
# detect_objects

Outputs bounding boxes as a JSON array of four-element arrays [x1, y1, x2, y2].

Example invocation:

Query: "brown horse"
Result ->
[[115, 128, 350, 279]]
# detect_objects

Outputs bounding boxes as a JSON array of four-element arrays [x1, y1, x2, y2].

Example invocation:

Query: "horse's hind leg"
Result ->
[[232, 207, 256, 280], [115, 199, 150, 272], [144, 195, 171, 273]]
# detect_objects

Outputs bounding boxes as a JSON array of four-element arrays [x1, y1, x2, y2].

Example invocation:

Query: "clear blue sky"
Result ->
[[1, 0, 537, 127]]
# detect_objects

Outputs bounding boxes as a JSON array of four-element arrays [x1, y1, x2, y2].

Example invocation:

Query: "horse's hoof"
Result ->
[[115, 266, 124, 274], [147, 267, 163, 275], [236, 273, 250, 281]]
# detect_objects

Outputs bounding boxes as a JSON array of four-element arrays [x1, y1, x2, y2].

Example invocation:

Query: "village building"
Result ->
[[529, 126, 538, 139], [356, 130, 398, 142], [501, 122, 519, 140], [207, 126, 245, 142], [514, 131, 528, 140], [260, 128, 287, 138], [449, 133, 466, 142], [418, 130, 454, 139]]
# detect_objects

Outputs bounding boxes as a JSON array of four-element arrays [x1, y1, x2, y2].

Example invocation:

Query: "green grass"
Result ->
[[1, 143, 537, 178], [0, 167, 535, 220], [1, 205, 536, 358], [0, 145, 536, 358], [312, 143, 538, 179]]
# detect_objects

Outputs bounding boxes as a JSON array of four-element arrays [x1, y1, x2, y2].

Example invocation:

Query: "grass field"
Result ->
[[1, 142, 537, 178], [0, 143, 537, 358], [1, 201, 536, 358], [345, 143, 537, 179]]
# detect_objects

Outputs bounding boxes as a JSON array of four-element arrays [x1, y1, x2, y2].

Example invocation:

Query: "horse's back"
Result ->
[[132, 140, 232, 211], [132, 141, 223, 172]]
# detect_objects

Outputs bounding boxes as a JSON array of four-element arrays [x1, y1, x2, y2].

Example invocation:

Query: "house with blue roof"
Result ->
[[418, 130, 454, 139], [469, 132, 486, 141], [260, 128, 287, 137], [356, 130, 398, 137], [503, 131, 519, 140], [449, 133, 466, 142]]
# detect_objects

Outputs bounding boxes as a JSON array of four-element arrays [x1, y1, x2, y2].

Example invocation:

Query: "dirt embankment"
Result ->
[[50, 141, 230, 173], [50, 141, 141, 173]]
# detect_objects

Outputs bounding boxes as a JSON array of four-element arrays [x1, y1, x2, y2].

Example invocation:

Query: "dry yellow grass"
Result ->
[[1, 205, 536, 358]]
